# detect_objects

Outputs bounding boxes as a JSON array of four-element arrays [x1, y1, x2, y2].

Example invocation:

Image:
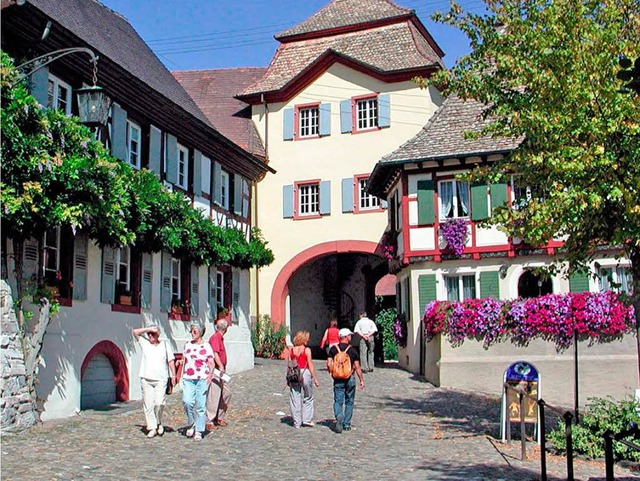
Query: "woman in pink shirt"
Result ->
[[181, 321, 214, 441]]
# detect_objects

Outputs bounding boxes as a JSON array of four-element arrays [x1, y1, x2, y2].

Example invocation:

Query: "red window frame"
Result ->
[[293, 179, 321, 220], [352, 93, 380, 134], [295, 102, 321, 140], [353, 174, 383, 214]]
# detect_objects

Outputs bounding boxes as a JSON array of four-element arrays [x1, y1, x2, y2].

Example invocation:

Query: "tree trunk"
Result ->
[[24, 298, 51, 403], [627, 246, 640, 387]]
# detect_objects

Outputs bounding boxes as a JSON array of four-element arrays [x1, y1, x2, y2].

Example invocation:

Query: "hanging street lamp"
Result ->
[[12, 47, 111, 126]]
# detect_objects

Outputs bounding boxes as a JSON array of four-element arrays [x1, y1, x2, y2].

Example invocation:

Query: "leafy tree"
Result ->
[[423, 0, 639, 375]]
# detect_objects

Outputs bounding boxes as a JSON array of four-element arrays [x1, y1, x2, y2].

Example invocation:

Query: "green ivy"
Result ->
[[548, 396, 640, 462], [375, 307, 398, 361]]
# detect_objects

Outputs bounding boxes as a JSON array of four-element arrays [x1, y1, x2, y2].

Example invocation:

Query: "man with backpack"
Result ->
[[326, 328, 365, 433]]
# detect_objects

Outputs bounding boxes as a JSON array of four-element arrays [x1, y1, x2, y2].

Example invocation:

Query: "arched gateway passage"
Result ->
[[271, 241, 388, 354]]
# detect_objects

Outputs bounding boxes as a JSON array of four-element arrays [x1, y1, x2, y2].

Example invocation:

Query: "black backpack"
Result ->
[[286, 354, 302, 386]]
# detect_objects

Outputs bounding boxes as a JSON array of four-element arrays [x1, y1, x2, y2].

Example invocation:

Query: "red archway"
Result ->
[[81, 340, 129, 402], [270, 240, 381, 324]]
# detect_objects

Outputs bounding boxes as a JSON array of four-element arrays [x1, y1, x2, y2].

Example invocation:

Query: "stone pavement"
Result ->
[[2, 359, 638, 481]]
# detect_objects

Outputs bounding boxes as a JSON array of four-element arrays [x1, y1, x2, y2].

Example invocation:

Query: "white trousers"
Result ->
[[140, 377, 167, 430], [289, 369, 314, 428]]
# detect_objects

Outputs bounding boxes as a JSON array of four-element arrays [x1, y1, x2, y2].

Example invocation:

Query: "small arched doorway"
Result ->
[[80, 340, 129, 410], [518, 271, 553, 298]]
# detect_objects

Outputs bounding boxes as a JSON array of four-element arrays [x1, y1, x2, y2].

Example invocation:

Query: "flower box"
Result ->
[[118, 295, 133, 306]]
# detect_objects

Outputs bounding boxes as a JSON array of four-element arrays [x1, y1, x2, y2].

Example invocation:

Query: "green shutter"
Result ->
[[490, 183, 508, 212], [471, 182, 489, 221], [417, 180, 435, 225], [480, 271, 500, 299], [418, 274, 437, 317], [569, 272, 590, 293]]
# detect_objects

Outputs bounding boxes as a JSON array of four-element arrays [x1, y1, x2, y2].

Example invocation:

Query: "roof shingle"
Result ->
[[275, 0, 412, 39], [26, 0, 213, 128], [241, 21, 443, 97], [173, 68, 267, 158]]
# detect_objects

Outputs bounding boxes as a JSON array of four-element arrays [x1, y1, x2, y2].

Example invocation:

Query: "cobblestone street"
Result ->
[[2, 359, 638, 481]]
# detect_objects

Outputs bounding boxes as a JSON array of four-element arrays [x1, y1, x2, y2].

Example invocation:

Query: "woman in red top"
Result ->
[[289, 331, 319, 428], [320, 319, 340, 356]]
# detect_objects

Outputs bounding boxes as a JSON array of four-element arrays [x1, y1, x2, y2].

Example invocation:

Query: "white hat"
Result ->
[[338, 328, 353, 338]]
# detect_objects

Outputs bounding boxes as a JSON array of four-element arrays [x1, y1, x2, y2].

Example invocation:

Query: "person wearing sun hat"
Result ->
[[180, 320, 214, 441], [326, 328, 364, 433]]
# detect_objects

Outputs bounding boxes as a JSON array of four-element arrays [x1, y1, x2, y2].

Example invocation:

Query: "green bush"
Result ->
[[375, 307, 398, 361], [251, 314, 287, 359], [548, 396, 640, 462]]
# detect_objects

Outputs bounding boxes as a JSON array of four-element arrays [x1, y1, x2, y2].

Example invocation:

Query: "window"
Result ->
[[115, 247, 131, 296], [357, 176, 380, 211], [511, 177, 544, 210], [439, 180, 470, 219], [298, 182, 319, 216], [220, 170, 230, 210], [126, 121, 141, 169], [47, 74, 72, 114], [176, 144, 188, 190], [598, 267, 633, 294], [216, 270, 225, 312], [356, 97, 378, 131], [298, 105, 319, 138], [171, 258, 181, 303], [43, 227, 60, 286], [445, 275, 476, 301]]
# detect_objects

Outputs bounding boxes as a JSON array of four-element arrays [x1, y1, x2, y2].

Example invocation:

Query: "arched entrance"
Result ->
[[80, 340, 129, 410], [271, 240, 388, 355], [518, 271, 553, 298]]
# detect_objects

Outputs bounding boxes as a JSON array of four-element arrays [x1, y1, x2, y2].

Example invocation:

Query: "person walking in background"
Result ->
[[181, 321, 214, 441], [289, 331, 320, 428], [319, 318, 340, 356], [132, 325, 176, 439], [354, 311, 378, 372], [206, 318, 232, 429], [327, 328, 364, 433]]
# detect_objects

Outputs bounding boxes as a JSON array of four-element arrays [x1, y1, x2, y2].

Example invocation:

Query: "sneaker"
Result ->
[[147, 429, 157, 438], [293, 425, 301, 429], [335, 415, 343, 433], [343, 425, 352, 431], [193, 432, 203, 441], [302, 421, 315, 427], [185, 426, 195, 438], [157, 425, 164, 436]]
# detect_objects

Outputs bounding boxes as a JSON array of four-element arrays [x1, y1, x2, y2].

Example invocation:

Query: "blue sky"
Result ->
[[101, 0, 487, 71]]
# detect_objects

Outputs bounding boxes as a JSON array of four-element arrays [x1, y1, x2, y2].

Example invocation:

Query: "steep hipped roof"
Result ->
[[368, 95, 523, 196], [239, 20, 443, 101], [173, 68, 267, 158], [20, 0, 213, 128], [275, 0, 412, 39]]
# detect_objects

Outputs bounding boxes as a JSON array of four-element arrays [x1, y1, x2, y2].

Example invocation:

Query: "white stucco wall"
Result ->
[[254, 63, 442, 319], [7, 240, 254, 420]]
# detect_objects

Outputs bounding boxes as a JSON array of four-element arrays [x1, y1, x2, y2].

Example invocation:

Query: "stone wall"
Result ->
[[1, 280, 38, 432]]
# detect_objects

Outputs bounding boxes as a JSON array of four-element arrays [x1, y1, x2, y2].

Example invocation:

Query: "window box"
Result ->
[[118, 294, 133, 306]]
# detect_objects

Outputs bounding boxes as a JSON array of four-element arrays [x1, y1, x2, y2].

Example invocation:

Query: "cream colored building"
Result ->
[[234, 0, 445, 347]]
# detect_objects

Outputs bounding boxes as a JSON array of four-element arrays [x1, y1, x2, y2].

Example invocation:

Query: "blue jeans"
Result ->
[[333, 375, 356, 428], [182, 378, 208, 433]]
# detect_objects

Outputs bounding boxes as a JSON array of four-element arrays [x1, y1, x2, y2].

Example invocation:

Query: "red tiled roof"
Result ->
[[173, 68, 267, 158], [240, 21, 443, 99], [368, 95, 523, 196], [275, 0, 412, 40], [375, 273, 396, 296]]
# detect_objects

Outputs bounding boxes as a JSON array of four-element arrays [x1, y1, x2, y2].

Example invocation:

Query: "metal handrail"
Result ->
[[604, 423, 640, 481], [503, 382, 575, 481]]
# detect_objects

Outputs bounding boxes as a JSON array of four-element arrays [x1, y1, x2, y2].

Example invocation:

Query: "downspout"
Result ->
[[255, 94, 269, 324]]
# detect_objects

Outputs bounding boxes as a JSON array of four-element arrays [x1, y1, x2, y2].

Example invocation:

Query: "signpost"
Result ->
[[501, 361, 541, 444]]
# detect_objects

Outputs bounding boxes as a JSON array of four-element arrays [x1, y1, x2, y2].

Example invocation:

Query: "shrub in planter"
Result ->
[[548, 396, 640, 462], [251, 314, 287, 359], [375, 307, 398, 361]]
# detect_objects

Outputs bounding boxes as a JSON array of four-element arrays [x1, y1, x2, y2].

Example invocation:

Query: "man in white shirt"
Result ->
[[353, 312, 378, 372]]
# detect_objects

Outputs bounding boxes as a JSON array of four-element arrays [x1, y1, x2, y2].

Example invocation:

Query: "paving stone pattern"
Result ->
[[2, 359, 638, 480]]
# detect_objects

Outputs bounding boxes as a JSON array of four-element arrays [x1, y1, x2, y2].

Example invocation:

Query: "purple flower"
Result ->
[[440, 218, 468, 256]]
